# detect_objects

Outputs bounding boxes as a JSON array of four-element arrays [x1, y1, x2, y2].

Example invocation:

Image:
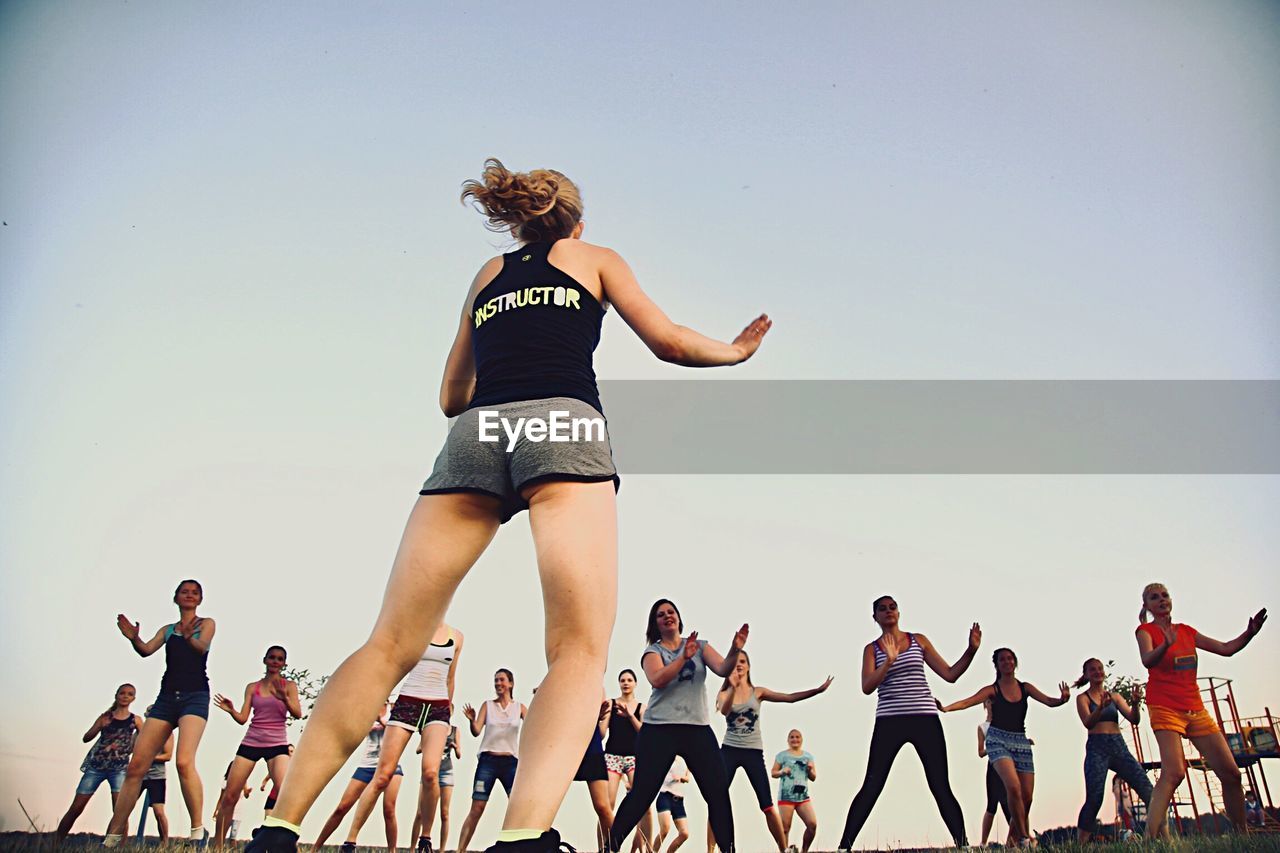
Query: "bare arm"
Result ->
[[1196, 610, 1267, 657], [466, 702, 487, 738], [1077, 693, 1108, 728], [1113, 691, 1141, 725], [284, 681, 303, 719], [977, 726, 986, 758], [118, 617, 166, 657], [1025, 681, 1071, 708], [439, 258, 502, 417], [448, 631, 464, 707], [599, 249, 771, 366], [918, 627, 981, 683], [154, 732, 175, 763], [451, 726, 462, 759], [758, 676, 834, 704], [83, 713, 110, 742], [770, 759, 784, 778], [861, 642, 895, 695], [716, 686, 735, 717], [214, 684, 254, 726], [1136, 625, 1174, 668], [807, 758, 817, 781], [940, 684, 994, 714], [184, 618, 215, 654]]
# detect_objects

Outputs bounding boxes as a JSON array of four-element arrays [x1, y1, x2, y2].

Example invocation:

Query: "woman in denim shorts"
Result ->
[[103, 579, 216, 846], [939, 648, 1069, 845], [55, 683, 143, 840]]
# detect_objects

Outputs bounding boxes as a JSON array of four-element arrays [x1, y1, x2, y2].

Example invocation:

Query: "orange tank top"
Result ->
[[1139, 622, 1202, 711]]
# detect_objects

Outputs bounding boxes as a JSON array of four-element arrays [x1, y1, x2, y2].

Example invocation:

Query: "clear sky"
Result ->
[[1, 1, 1277, 848]]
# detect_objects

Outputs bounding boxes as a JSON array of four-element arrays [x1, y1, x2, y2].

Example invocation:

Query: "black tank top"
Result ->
[[990, 680, 1028, 733], [468, 241, 606, 415], [160, 623, 210, 693], [606, 701, 642, 756]]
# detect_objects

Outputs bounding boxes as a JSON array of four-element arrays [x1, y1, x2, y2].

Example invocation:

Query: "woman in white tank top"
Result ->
[[456, 669, 527, 853], [348, 623, 462, 853]]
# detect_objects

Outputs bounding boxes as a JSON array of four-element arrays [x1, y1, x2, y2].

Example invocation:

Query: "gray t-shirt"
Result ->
[[642, 639, 709, 726], [722, 691, 763, 749]]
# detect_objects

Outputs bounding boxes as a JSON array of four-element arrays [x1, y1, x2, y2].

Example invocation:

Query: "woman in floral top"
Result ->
[[56, 684, 143, 840]]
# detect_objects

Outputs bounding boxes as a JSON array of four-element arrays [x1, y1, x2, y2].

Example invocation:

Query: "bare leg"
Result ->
[[794, 802, 818, 853], [383, 773, 403, 851], [439, 784, 454, 851], [351, 728, 414, 841], [270, 494, 502, 827], [590, 779, 614, 850], [103, 718, 176, 837], [310, 778, 366, 850], [152, 804, 169, 842], [1018, 773, 1035, 841], [500, 481, 618, 831], [654, 811, 672, 852], [416, 724, 450, 842], [174, 715, 209, 834], [981, 810, 994, 846], [456, 798, 489, 853], [668, 817, 690, 853], [1192, 731, 1246, 831], [765, 807, 787, 851], [216, 757, 257, 847], [55, 793, 94, 839], [778, 804, 794, 847], [991, 758, 1028, 843], [1145, 730, 1186, 839]]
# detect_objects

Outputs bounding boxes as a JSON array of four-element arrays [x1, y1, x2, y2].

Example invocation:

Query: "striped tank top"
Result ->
[[873, 633, 937, 717]]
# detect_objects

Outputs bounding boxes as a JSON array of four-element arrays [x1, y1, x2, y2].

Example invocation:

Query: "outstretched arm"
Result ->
[[758, 676, 834, 704], [939, 684, 994, 714], [600, 249, 771, 366], [213, 684, 254, 726], [117, 617, 165, 657], [1196, 609, 1267, 657], [1025, 681, 1071, 708], [703, 625, 749, 678], [918, 626, 981, 683]]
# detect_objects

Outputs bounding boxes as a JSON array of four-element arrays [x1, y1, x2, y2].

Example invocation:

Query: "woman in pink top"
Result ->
[[213, 646, 303, 847]]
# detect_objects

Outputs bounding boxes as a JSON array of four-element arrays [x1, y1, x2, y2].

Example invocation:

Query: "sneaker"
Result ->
[[340, 844, 358, 851], [787, 847, 799, 853], [484, 829, 575, 853], [418, 837, 435, 853], [244, 825, 300, 852]]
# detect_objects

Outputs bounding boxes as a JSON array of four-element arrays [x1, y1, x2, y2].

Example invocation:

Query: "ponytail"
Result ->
[[461, 158, 583, 244]]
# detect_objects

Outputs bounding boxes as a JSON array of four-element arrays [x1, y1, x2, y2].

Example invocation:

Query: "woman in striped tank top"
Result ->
[[837, 596, 981, 850]]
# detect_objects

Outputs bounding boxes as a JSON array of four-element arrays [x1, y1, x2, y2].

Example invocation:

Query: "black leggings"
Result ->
[[722, 745, 773, 810], [610, 724, 734, 852], [985, 763, 1009, 819], [839, 714, 967, 848]]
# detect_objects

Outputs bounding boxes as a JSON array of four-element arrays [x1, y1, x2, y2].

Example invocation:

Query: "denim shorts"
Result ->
[[472, 752, 518, 801], [148, 689, 210, 724], [77, 768, 126, 796], [656, 792, 687, 820], [352, 765, 403, 784], [985, 725, 1035, 774]]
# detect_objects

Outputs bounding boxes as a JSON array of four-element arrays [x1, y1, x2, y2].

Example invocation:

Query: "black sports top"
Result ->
[[468, 240, 606, 415], [160, 623, 210, 693], [990, 681, 1028, 733], [606, 701, 643, 756]]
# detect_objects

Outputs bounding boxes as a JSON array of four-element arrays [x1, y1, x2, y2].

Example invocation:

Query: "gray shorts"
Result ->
[[420, 396, 619, 523]]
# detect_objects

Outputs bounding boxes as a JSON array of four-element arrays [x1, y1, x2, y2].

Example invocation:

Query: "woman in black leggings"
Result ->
[[837, 595, 981, 850], [608, 599, 748, 853]]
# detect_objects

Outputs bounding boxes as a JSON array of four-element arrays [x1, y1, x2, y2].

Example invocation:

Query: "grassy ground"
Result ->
[[8, 835, 1280, 851]]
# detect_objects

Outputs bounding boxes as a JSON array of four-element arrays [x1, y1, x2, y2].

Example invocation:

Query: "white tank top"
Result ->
[[479, 699, 522, 756], [398, 630, 456, 700]]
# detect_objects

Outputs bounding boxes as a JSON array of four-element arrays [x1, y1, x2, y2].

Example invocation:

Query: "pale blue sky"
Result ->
[[1, 2, 1277, 847]]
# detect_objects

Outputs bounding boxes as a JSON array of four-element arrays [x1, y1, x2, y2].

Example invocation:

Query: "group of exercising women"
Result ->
[[60, 160, 1269, 851]]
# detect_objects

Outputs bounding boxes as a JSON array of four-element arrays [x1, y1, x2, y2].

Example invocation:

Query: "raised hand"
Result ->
[[968, 623, 982, 650], [598, 700, 611, 721], [879, 634, 900, 668], [1248, 608, 1268, 637], [815, 675, 834, 693], [1132, 684, 1145, 704], [116, 615, 140, 641], [269, 676, 289, 700], [1058, 681, 1071, 702], [213, 694, 235, 714], [683, 631, 701, 660], [462, 703, 477, 722], [731, 314, 772, 362], [731, 624, 750, 651], [1160, 623, 1178, 646]]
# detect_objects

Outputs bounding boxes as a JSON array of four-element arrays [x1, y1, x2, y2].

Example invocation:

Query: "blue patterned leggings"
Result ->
[[1077, 733, 1154, 831]]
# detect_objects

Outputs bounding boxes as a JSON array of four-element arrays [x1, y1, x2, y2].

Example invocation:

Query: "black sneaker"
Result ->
[[243, 825, 300, 852], [340, 843, 358, 851], [417, 837, 434, 853], [484, 829, 574, 853]]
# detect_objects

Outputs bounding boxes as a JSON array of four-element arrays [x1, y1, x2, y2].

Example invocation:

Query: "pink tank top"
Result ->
[[241, 684, 289, 748]]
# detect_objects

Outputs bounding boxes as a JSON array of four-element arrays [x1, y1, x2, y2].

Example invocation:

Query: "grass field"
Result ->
[[8, 834, 1280, 852]]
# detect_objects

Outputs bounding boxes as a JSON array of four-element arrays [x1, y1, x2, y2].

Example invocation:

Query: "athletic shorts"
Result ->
[[656, 792, 687, 820], [985, 726, 1035, 775], [575, 747, 608, 782], [605, 753, 636, 776], [352, 765, 404, 784], [779, 798, 810, 807], [1148, 705, 1220, 738], [472, 753, 518, 801], [388, 696, 451, 732], [236, 743, 290, 762], [420, 396, 620, 524], [147, 689, 210, 724], [77, 768, 126, 796], [141, 777, 167, 805]]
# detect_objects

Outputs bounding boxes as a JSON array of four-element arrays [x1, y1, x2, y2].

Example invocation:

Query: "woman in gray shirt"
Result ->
[[608, 599, 748, 853]]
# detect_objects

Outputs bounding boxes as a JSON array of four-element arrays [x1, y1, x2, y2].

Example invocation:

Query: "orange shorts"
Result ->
[[1149, 705, 1220, 738]]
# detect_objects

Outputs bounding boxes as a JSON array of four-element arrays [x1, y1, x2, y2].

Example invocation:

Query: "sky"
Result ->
[[1, 1, 1278, 848]]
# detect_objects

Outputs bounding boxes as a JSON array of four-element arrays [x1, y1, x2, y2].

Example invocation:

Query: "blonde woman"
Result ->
[[1136, 582, 1266, 837], [243, 159, 769, 853]]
